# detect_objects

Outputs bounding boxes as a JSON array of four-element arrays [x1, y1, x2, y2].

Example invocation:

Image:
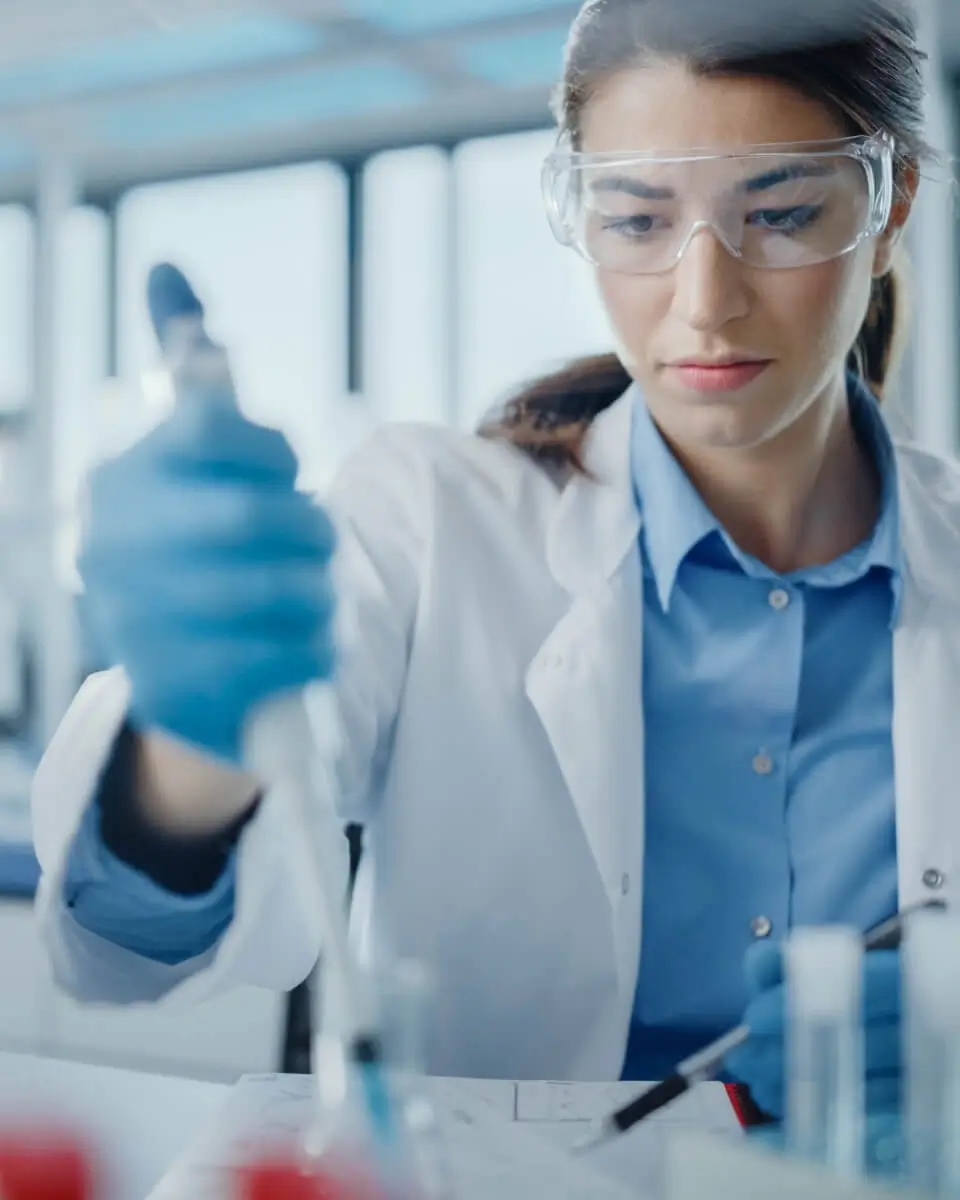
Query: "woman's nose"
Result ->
[[669, 224, 751, 332]]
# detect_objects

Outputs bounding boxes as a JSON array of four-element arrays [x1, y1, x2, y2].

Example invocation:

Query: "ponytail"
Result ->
[[478, 352, 631, 473], [847, 258, 911, 401]]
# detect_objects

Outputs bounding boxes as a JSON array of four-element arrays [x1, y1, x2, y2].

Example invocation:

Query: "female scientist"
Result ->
[[32, 0, 953, 1120]]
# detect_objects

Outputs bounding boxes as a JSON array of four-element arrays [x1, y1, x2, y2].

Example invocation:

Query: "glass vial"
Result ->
[[786, 926, 865, 1178]]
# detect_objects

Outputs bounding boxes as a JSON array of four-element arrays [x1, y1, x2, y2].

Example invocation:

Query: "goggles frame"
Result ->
[[541, 132, 896, 272]]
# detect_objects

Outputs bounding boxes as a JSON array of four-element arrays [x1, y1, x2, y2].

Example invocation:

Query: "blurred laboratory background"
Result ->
[[0, 0, 956, 1082]]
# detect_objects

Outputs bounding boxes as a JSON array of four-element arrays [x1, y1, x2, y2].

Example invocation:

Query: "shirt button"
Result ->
[[752, 752, 774, 776], [923, 868, 946, 891], [751, 916, 773, 939], [621, 873, 631, 896], [768, 588, 790, 611]]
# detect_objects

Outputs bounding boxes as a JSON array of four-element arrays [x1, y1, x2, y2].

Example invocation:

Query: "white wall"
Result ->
[[453, 129, 611, 431]]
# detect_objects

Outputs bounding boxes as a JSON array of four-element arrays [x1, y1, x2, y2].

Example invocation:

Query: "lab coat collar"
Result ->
[[545, 385, 642, 594]]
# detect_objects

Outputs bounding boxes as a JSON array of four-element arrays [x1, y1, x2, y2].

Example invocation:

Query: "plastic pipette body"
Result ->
[[145, 264, 396, 1161]]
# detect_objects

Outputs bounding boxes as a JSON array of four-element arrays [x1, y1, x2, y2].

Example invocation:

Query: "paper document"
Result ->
[[518, 1080, 741, 1196], [148, 1073, 740, 1200]]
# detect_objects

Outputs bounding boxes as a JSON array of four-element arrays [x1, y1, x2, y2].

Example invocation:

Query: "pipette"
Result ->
[[144, 262, 397, 1168], [786, 926, 865, 1175]]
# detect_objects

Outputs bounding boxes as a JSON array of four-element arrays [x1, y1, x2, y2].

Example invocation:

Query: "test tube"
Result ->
[[786, 926, 865, 1177], [904, 908, 960, 1196], [377, 961, 455, 1200]]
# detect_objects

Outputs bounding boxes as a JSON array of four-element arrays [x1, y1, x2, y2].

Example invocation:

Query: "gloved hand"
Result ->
[[78, 400, 337, 765], [724, 941, 901, 1121]]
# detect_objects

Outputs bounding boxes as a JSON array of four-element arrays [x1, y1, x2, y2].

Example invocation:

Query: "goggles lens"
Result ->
[[543, 137, 893, 273]]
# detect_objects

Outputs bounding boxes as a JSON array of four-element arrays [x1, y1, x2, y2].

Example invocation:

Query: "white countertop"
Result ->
[[0, 1051, 229, 1200], [0, 1055, 742, 1200]]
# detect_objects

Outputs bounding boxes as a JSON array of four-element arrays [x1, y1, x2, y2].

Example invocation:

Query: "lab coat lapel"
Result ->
[[525, 390, 644, 908], [892, 450, 960, 908]]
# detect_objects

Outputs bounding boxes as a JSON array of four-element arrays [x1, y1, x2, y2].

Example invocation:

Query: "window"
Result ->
[[116, 162, 349, 488], [55, 206, 109, 510], [363, 146, 451, 426], [54, 205, 109, 586], [452, 129, 611, 431], [0, 206, 34, 414]]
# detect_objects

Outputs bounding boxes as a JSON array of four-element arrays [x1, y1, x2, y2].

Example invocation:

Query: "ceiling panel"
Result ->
[[95, 59, 433, 148], [457, 22, 569, 87], [0, 0, 250, 65], [344, 0, 575, 34], [0, 15, 324, 110]]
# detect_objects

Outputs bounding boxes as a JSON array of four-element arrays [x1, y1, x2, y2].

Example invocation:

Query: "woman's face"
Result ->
[[580, 62, 901, 452]]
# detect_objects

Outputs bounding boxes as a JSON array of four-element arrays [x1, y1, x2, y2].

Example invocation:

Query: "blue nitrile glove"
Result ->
[[724, 941, 901, 1121], [78, 382, 336, 765]]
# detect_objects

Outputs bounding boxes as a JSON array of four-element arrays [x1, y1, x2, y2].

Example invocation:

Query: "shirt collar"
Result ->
[[630, 374, 903, 620], [630, 392, 719, 611]]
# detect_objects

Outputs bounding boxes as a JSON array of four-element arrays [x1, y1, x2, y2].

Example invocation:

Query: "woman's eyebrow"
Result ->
[[589, 174, 674, 200], [741, 161, 836, 193], [587, 160, 837, 200]]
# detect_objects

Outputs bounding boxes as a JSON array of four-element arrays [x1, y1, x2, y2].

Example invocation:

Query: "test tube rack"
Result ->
[[665, 1131, 925, 1200]]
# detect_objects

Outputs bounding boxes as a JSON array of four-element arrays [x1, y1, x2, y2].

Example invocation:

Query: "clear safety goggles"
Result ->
[[542, 133, 894, 274]]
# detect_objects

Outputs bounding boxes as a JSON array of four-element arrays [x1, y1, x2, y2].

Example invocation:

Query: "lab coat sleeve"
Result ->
[[32, 425, 429, 1004], [63, 795, 237, 965]]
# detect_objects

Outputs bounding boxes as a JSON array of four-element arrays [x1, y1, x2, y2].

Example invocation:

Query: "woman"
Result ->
[[34, 0, 952, 1121]]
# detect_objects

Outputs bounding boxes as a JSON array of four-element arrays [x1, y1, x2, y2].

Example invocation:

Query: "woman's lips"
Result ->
[[668, 360, 772, 392]]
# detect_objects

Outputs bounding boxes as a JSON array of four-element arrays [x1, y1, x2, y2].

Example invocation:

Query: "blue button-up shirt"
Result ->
[[621, 377, 901, 1081]]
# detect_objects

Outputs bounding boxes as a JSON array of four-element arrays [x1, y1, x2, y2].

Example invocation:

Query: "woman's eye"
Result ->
[[600, 213, 666, 238], [748, 204, 824, 233]]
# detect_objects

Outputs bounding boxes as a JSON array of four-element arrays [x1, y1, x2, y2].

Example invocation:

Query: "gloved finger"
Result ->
[[741, 982, 785, 1038], [130, 633, 335, 712], [724, 1031, 784, 1085], [743, 940, 784, 996], [86, 561, 335, 635], [101, 601, 336, 674], [141, 402, 301, 486], [82, 482, 336, 563], [862, 951, 900, 1022], [745, 1075, 784, 1122]]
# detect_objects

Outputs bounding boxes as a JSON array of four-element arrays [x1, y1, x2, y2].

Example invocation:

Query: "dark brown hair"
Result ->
[[482, 0, 927, 471]]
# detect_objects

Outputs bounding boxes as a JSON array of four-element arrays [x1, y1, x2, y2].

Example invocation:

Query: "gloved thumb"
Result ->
[[743, 939, 783, 997], [147, 262, 237, 413]]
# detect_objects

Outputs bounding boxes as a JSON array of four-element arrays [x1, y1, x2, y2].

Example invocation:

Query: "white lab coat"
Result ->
[[30, 389, 960, 1081]]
